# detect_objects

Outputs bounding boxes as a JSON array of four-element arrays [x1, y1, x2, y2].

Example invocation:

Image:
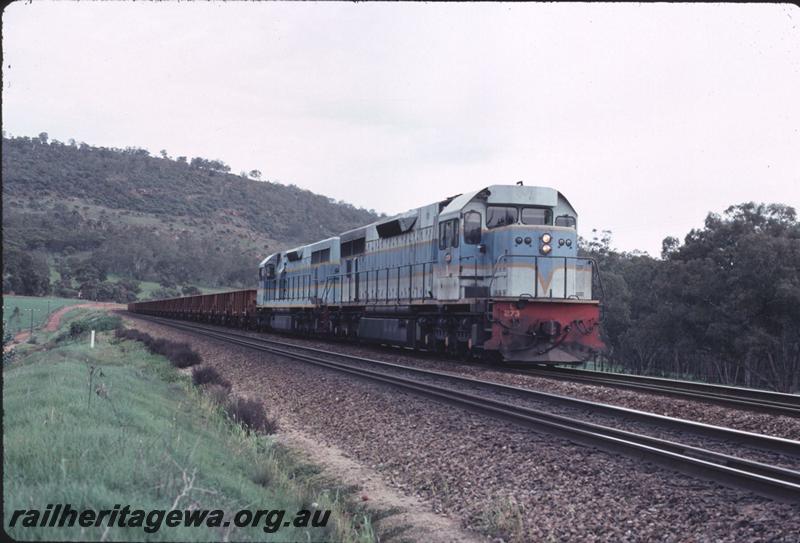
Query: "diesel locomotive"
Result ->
[[130, 184, 604, 363]]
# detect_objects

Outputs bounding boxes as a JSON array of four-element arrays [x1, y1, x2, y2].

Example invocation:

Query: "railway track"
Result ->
[[134, 315, 800, 503], [517, 366, 800, 418]]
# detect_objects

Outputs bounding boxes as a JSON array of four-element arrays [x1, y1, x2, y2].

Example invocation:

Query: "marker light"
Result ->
[[566, 239, 572, 247], [515, 236, 523, 245], [541, 233, 552, 243], [541, 244, 552, 254], [558, 239, 565, 246], [524, 237, 532, 245]]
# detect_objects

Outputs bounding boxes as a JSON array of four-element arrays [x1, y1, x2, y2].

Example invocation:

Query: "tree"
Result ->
[[660, 236, 680, 259], [248, 169, 262, 180], [181, 285, 202, 296], [2, 249, 51, 296], [662, 203, 800, 391], [38, 132, 49, 145]]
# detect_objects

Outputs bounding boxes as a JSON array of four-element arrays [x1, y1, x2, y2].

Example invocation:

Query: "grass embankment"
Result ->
[[2, 295, 84, 335], [3, 309, 376, 541]]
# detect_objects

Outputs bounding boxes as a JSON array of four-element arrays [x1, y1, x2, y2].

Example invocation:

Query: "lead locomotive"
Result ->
[[256, 184, 604, 363]]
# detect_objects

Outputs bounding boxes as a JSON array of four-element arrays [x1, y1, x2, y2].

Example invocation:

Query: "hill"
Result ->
[[2, 134, 380, 301]]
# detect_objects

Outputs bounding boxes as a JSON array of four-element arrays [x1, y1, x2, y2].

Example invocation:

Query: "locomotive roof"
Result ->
[[437, 184, 574, 221], [258, 184, 577, 267]]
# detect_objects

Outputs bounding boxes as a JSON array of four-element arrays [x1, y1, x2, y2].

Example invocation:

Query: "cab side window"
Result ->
[[438, 219, 459, 249], [463, 211, 482, 244], [439, 220, 450, 250]]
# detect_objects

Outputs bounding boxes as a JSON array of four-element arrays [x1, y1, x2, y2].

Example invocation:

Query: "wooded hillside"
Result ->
[[2, 133, 379, 300]]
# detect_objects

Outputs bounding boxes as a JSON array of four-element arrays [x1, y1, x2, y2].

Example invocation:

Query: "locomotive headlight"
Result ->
[[541, 244, 552, 254], [558, 239, 565, 246], [515, 236, 523, 245], [541, 233, 552, 243]]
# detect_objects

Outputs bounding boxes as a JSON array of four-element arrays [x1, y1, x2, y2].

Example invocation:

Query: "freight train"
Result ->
[[129, 184, 605, 363]]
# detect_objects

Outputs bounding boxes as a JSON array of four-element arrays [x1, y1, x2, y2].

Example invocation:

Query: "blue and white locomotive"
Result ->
[[257, 184, 604, 363]]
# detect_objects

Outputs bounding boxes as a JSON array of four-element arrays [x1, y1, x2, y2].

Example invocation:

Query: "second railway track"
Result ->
[[132, 314, 800, 503], [516, 366, 800, 417]]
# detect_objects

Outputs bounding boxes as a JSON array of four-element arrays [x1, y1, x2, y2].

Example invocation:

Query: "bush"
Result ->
[[89, 314, 123, 332], [69, 321, 89, 338], [168, 344, 201, 368], [114, 328, 148, 342], [114, 328, 202, 368], [147, 338, 169, 356], [192, 366, 230, 388], [224, 396, 278, 435], [70, 314, 122, 338]]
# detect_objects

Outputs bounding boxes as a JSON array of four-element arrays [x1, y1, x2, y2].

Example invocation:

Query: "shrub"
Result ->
[[146, 338, 169, 356], [224, 396, 279, 435], [114, 328, 201, 368], [70, 314, 122, 338], [192, 366, 230, 388], [115, 328, 148, 342], [168, 344, 201, 368], [88, 314, 122, 332], [69, 321, 89, 338]]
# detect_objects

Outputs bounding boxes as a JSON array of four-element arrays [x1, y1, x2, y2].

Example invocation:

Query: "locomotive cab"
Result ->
[[437, 185, 603, 363]]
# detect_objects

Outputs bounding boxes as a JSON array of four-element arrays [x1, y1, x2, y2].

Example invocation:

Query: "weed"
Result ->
[[192, 366, 230, 388], [115, 327, 201, 368], [205, 383, 231, 406], [224, 395, 279, 435], [168, 344, 202, 368], [477, 496, 527, 542]]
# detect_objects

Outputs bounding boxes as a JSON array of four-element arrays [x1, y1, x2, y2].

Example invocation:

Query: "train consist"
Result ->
[[129, 184, 605, 363]]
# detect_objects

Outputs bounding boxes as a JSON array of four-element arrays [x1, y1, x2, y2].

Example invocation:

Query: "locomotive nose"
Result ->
[[539, 320, 561, 337]]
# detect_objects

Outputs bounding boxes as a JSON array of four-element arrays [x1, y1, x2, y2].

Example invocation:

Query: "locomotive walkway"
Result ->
[[133, 315, 800, 503]]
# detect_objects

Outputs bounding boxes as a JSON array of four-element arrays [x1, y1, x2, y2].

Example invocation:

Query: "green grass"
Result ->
[[2, 295, 84, 336], [3, 317, 377, 542]]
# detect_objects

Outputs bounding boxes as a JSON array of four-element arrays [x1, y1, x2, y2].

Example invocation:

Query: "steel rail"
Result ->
[[134, 315, 800, 503], [517, 367, 800, 417]]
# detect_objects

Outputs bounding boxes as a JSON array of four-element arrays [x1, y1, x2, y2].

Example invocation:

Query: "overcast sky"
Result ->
[[3, 2, 798, 255]]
